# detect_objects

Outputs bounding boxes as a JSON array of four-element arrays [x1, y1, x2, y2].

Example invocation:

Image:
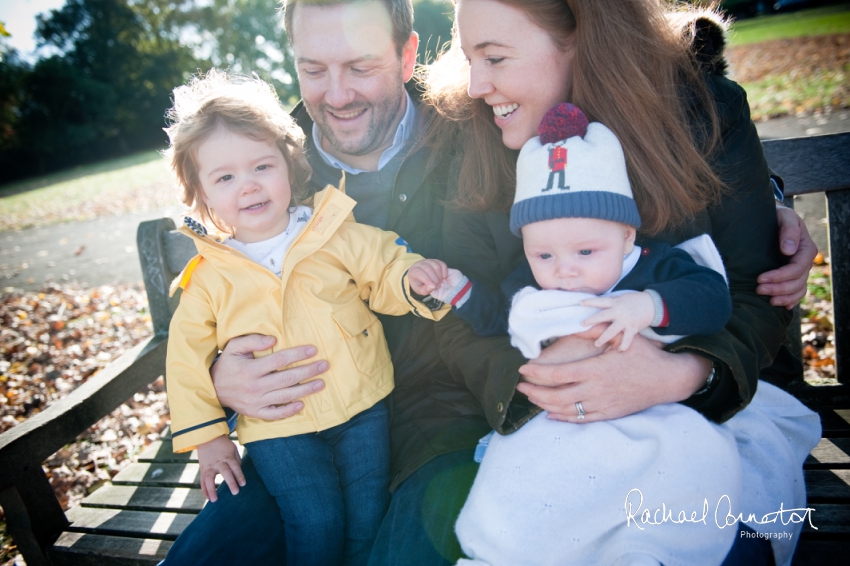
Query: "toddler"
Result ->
[[424, 105, 745, 566], [163, 70, 448, 566]]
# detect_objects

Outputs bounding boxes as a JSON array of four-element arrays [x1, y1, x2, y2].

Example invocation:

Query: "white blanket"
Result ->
[[455, 383, 820, 566], [456, 235, 821, 566]]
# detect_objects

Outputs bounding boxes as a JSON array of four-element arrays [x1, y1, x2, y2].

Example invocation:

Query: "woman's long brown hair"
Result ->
[[422, 0, 727, 236]]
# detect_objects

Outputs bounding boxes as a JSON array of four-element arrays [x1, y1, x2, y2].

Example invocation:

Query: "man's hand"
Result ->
[[197, 436, 245, 502], [757, 205, 817, 309], [211, 335, 328, 421], [580, 292, 656, 351], [408, 259, 449, 295]]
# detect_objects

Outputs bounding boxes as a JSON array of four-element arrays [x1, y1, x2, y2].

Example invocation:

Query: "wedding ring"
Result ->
[[575, 401, 586, 420]]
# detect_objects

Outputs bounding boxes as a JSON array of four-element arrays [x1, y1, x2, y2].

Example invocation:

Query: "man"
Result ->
[[160, 2, 484, 564]]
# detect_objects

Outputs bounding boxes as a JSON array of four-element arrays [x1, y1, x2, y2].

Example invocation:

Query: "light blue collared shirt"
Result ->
[[312, 90, 416, 175]]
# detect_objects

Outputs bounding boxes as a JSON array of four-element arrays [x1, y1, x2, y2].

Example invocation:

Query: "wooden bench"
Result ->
[[0, 132, 848, 565]]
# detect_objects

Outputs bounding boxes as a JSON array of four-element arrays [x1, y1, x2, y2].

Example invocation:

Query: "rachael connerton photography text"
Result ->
[[624, 488, 817, 532]]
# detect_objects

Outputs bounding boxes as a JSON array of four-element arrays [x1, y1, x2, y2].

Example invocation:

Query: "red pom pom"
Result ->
[[538, 103, 588, 144]]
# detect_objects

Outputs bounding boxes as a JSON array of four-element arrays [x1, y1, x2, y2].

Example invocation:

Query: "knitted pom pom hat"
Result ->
[[510, 103, 642, 236]]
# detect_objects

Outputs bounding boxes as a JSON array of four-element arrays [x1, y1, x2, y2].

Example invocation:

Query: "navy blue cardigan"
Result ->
[[454, 239, 732, 340]]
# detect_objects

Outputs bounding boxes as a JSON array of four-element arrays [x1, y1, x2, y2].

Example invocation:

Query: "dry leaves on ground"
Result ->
[[728, 34, 850, 83], [0, 283, 167, 565]]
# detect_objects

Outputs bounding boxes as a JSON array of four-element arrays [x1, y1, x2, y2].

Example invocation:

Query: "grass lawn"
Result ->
[[0, 150, 178, 232], [740, 65, 848, 119], [725, 4, 850, 119], [728, 3, 850, 45]]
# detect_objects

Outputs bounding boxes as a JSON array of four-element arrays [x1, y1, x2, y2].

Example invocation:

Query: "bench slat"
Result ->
[[136, 441, 196, 464], [49, 532, 172, 566], [762, 133, 850, 196], [801, 503, 850, 537], [827, 188, 850, 382], [80, 485, 205, 513], [803, 470, 850, 502], [65, 507, 193, 540], [805, 438, 850, 469], [112, 463, 199, 488], [792, 539, 850, 565], [136, 439, 243, 463], [815, 408, 850, 437]]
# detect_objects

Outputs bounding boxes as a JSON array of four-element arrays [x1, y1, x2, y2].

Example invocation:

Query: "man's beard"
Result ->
[[309, 82, 405, 157]]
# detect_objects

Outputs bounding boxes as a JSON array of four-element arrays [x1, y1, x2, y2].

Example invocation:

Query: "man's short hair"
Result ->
[[282, 0, 414, 57]]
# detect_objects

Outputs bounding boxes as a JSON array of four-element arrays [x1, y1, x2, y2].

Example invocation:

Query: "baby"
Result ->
[[428, 103, 731, 359], [163, 70, 447, 566], [424, 104, 745, 566]]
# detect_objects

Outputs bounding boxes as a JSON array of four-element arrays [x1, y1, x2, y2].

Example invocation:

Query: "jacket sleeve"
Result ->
[[641, 247, 732, 336], [453, 278, 510, 337], [435, 207, 535, 434], [673, 74, 793, 422], [166, 282, 230, 453], [338, 222, 450, 321]]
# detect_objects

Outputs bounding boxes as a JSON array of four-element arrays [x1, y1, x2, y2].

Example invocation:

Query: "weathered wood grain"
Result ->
[[49, 533, 172, 566], [65, 507, 193, 540], [80, 485, 205, 513], [111, 463, 200, 488], [804, 470, 850, 502], [762, 133, 850, 197], [806, 438, 850, 469]]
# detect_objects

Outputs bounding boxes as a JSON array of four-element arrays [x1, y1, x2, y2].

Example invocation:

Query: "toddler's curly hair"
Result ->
[[164, 69, 313, 234]]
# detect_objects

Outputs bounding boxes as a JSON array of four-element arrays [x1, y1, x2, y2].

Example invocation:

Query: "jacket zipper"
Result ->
[[390, 113, 437, 205], [279, 187, 331, 275]]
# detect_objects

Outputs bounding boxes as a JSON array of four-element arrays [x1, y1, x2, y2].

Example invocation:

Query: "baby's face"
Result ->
[[522, 217, 636, 294]]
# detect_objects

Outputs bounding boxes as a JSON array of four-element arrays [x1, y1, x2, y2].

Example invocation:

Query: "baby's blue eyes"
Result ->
[[218, 174, 233, 183], [579, 250, 592, 256], [540, 253, 552, 260]]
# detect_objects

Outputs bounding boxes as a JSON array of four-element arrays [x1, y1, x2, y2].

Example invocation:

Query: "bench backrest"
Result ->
[[763, 132, 850, 380]]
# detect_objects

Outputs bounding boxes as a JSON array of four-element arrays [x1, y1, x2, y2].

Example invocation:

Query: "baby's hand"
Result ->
[[580, 292, 656, 351], [196, 435, 245, 502], [427, 268, 467, 304], [408, 259, 449, 295]]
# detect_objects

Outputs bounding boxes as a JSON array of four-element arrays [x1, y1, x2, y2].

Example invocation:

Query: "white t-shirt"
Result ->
[[223, 206, 313, 276]]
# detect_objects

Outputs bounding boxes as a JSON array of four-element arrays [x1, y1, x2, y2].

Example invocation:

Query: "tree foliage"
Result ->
[[414, 0, 454, 64], [0, 0, 454, 183]]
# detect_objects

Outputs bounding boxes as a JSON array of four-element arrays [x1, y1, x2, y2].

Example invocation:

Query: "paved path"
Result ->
[[1, 111, 848, 292], [1, 207, 183, 291]]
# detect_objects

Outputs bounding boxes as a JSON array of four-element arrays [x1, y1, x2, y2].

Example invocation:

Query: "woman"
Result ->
[[424, 1, 819, 565], [161, 1, 818, 565]]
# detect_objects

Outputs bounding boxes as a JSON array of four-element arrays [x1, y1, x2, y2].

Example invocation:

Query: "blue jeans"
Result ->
[[246, 401, 389, 566], [368, 448, 478, 565], [162, 448, 773, 565]]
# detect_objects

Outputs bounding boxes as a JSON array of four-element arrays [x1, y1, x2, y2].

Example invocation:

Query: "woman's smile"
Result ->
[[457, 0, 573, 149]]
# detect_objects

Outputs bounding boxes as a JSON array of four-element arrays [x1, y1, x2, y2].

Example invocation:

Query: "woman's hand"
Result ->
[[757, 205, 817, 309], [211, 334, 328, 420], [516, 330, 710, 423]]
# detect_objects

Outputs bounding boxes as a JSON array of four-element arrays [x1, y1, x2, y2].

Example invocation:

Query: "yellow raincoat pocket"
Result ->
[[332, 300, 390, 377]]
